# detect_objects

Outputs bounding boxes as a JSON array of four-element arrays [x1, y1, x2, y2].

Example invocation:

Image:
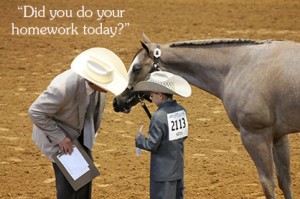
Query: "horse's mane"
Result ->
[[170, 38, 271, 47]]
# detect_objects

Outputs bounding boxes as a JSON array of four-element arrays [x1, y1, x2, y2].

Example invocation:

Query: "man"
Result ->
[[134, 71, 192, 199], [28, 47, 128, 199]]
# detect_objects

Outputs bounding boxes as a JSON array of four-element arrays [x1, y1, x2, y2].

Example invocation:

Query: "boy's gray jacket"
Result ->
[[28, 69, 106, 160], [136, 100, 187, 181]]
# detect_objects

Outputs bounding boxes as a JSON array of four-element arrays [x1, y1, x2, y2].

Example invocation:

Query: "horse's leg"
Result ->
[[273, 135, 292, 199], [240, 127, 276, 199]]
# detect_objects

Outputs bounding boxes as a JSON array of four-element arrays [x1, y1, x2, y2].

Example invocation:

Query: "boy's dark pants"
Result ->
[[150, 179, 184, 199]]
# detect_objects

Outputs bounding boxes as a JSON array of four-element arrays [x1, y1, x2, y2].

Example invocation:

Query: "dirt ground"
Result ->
[[1, 0, 300, 198]]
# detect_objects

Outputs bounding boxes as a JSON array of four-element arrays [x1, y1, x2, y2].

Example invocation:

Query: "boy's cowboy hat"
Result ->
[[134, 71, 191, 97], [71, 47, 128, 96]]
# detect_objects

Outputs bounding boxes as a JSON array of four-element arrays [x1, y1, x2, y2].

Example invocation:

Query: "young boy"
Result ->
[[134, 71, 192, 199]]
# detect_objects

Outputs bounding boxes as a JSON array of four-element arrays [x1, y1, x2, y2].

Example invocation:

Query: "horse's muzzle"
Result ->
[[113, 97, 131, 113]]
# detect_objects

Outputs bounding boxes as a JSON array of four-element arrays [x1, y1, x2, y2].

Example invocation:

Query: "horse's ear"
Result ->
[[141, 33, 151, 44], [140, 41, 150, 55], [140, 33, 151, 55]]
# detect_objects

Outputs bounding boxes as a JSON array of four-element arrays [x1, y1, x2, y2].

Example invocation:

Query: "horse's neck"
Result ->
[[161, 46, 239, 98]]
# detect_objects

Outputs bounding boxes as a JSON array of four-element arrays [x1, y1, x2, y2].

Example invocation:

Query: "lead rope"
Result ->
[[140, 100, 152, 119], [138, 45, 162, 120]]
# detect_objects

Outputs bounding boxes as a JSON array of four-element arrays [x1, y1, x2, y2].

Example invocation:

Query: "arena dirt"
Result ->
[[1, 0, 300, 198]]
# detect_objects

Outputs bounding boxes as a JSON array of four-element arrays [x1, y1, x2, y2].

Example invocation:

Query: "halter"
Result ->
[[128, 45, 162, 119], [141, 45, 163, 118], [151, 44, 162, 72]]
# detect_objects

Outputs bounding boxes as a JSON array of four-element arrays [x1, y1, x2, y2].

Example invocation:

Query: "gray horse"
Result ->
[[113, 34, 300, 199]]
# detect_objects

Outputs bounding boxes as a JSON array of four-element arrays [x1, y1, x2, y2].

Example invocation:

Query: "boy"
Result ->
[[134, 71, 192, 199]]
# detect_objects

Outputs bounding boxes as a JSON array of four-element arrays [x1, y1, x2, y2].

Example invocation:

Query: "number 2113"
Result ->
[[171, 118, 186, 131]]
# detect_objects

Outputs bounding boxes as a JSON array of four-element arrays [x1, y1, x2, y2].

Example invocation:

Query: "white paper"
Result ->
[[57, 146, 90, 180], [136, 147, 141, 156], [136, 125, 143, 156]]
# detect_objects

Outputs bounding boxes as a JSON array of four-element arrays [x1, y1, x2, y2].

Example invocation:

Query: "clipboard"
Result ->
[[52, 140, 100, 191]]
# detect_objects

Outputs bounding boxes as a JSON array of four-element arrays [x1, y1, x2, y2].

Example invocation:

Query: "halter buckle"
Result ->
[[154, 48, 161, 58]]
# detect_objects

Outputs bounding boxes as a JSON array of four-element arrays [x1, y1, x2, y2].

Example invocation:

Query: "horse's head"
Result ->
[[113, 34, 163, 113]]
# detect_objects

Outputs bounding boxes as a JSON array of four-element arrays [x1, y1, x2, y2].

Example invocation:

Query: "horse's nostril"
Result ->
[[113, 98, 120, 112]]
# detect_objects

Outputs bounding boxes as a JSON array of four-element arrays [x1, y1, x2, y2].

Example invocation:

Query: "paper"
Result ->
[[136, 147, 141, 156], [136, 125, 143, 156], [57, 146, 90, 180]]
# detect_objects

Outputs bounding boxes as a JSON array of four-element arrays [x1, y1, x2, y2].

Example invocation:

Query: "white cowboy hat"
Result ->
[[134, 71, 191, 97], [71, 47, 128, 96]]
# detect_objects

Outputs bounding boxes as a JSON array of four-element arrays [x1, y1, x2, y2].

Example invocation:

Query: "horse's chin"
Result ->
[[114, 106, 132, 113], [122, 108, 131, 113]]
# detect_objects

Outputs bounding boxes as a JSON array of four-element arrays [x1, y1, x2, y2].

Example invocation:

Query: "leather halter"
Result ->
[[139, 45, 162, 119], [126, 45, 162, 119], [126, 45, 161, 91], [151, 44, 162, 72]]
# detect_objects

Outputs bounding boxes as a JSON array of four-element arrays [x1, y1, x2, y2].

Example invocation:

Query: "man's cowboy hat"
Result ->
[[71, 47, 128, 96], [134, 71, 191, 97]]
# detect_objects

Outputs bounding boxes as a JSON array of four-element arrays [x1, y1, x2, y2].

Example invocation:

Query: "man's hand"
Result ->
[[58, 137, 73, 155]]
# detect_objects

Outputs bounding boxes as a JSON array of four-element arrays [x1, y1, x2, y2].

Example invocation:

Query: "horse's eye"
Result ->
[[133, 65, 141, 72]]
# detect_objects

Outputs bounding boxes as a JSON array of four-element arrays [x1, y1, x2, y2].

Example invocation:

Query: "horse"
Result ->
[[113, 34, 300, 199]]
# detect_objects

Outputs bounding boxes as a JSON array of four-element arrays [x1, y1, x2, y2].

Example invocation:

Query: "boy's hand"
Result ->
[[136, 125, 144, 139], [136, 125, 144, 156]]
